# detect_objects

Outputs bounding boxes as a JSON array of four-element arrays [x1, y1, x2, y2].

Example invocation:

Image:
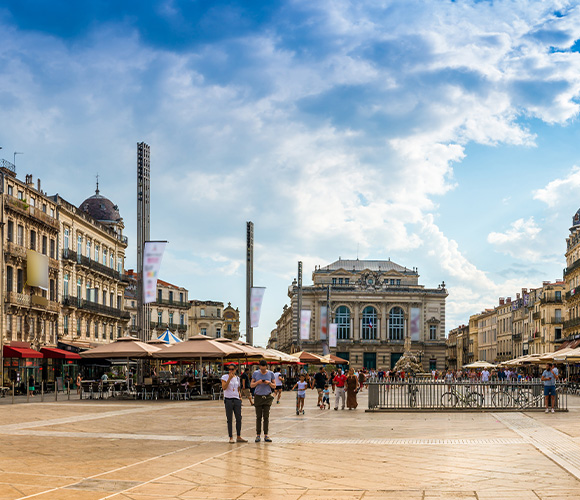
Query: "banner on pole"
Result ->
[[300, 310, 311, 340], [143, 241, 167, 304], [410, 307, 420, 341], [26, 249, 49, 290], [329, 323, 337, 347], [320, 306, 328, 340], [250, 287, 266, 328]]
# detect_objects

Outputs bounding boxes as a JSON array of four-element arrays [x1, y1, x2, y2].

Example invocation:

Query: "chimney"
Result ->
[[37, 178, 41, 192], [499, 298, 505, 305], [507, 297, 511, 303], [516, 293, 520, 299]]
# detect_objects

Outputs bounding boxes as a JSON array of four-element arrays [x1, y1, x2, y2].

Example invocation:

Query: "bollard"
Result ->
[[41, 381, 44, 402], [67, 381, 70, 401], [27, 385, 29, 403], [12, 382, 14, 404], [55, 382, 58, 401]]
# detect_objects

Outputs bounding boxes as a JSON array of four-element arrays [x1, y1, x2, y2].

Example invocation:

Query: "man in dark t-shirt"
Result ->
[[240, 369, 253, 406], [313, 367, 328, 408]]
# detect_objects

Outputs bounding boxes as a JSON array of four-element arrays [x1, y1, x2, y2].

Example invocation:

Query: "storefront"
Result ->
[[3, 342, 44, 394], [40, 347, 82, 391]]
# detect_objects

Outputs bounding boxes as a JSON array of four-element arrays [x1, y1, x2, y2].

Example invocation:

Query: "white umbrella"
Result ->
[[463, 361, 496, 369]]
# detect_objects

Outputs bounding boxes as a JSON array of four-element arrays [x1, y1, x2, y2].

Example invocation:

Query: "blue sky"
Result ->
[[1, 0, 580, 345]]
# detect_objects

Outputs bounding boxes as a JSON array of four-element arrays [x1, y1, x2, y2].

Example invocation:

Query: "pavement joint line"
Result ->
[[493, 412, 580, 481]]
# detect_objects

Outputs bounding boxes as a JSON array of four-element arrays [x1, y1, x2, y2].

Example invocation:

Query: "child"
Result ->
[[321, 384, 330, 409], [292, 374, 308, 415]]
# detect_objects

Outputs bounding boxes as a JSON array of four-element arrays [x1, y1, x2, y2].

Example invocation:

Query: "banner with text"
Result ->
[[300, 309, 311, 340], [320, 306, 328, 340], [329, 323, 338, 347], [250, 287, 266, 328], [410, 307, 420, 341], [143, 241, 167, 304]]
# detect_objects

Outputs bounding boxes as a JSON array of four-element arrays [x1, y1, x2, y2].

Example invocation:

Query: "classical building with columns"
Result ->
[[276, 258, 448, 371]]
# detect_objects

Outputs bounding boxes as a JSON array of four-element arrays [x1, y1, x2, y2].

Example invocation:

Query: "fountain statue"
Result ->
[[393, 335, 424, 376]]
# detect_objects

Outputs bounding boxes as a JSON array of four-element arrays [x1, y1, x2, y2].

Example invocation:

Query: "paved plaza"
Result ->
[[1, 392, 580, 499]]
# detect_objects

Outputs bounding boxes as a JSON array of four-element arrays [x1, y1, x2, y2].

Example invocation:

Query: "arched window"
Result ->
[[389, 307, 404, 340], [362, 306, 377, 340], [335, 306, 350, 339]]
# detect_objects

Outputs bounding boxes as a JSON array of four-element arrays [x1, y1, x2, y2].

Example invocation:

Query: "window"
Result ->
[[110, 252, 114, 268], [158, 289, 162, 302], [7, 220, 13, 242], [216, 329, 221, 338], [158, 311, 163, 324], [169, 312, 174, 325], [180, 314, 185, 325], [390, 279, 395, 285], [345, 278, 349, 284], [362, 306, 377, 340], [86, 280, 91, 302], [86, 321, 90, 338], [7, 185, 13, 196], [117, 257, 122, 274], [102, 290, 106, 305], [117, 295, 121, 309], [110, 292, 113, 307], [95, 323, 99, 340], [201, 309, 205, 317], [228, 324, 232, 332], [30, 230, 36, 250], [332, 278, 337, 284], [50, 239, 55, 259], [63, 315, 69, 334], [64, 228, 69, 250], [77, 318, 81, 336], [201, 328, 207, 335], [77, 235, 82, 255], [77, 279, 82, 299], [429, 325, 437, 340], [30, 197, 35, 207], [50, 208, 55, 217], [169, 291, 173, 302], [103, 248, 107, 266], [42, 235, 47, 255], [95, 244, 99, 262], [17, 269, 23, 293], [42, 203, 47, 213], [49, 279, 55, 301], [389, 307, 404, 340], [110, 326, 114, 340], [556, 291, 562, 301], [555, 309, 562, 321], [6, 266, 13, 292], [63, 274, 69, 298], [17, 225, 24, 246], [396, 279, 401, 286], [180, 292, 184, 303], [86, 239, 91, 258], [338, 278, 343, 284], [217, 308, 221, 317], [335, 306, 350, 339]]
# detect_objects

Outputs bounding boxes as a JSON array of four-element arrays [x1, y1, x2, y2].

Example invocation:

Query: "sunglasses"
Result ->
[[228, 367, 236, 370]]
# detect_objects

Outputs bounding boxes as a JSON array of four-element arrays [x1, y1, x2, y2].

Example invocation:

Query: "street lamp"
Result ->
[[14, 152, 23, 166]]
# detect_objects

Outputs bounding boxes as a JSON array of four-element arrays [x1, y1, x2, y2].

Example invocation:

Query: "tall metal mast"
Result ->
[[246, 221, 254, 345], [136, 142, 151, 342]]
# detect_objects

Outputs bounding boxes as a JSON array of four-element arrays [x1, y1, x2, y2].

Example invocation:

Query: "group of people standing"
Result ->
[[220, 363, 368, 443]]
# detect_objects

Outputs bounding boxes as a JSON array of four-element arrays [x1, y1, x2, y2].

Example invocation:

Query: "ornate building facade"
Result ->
[[188, 300, 240, 340], [276, 258, 448, 371]]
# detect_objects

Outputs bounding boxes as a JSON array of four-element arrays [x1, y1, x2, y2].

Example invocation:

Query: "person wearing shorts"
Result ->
[[541, 363, 557, 413], [313, 367, 327, 408], [273, 367, 284, 404], [292, 374, 308, 415]]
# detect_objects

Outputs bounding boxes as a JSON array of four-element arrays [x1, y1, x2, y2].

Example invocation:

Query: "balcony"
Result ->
[[151, 322, 168, 330], [563, 317, 580, 330], [5, 196, 59, 230], [540, 296, 563, 304], [76, 298, 130, 320], [177, 324, 187, 332], [154, 298, 189, 309], [532, 311, 541, 320], [62, 249, 126, 282], [512, 333, 522, 340], [564, 258, 580, 277], [62, 295, 80, 308], [548, 317, 564, 325], [5, 291, 59, 312], [5, 241, 27, 259]]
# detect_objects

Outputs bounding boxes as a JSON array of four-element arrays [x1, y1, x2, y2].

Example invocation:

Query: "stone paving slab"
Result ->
[[1, 392, 580, 499]]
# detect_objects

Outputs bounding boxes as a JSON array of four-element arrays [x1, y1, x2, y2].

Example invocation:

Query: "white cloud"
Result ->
[[533, 166, 580, 208], [487, 217, 543, 261]]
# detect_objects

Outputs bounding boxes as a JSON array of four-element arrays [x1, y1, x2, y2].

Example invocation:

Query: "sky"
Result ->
[[1, 0, 580, 346]]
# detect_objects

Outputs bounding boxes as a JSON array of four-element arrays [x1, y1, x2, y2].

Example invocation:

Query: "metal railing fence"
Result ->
[[367, 379, 567, 411]]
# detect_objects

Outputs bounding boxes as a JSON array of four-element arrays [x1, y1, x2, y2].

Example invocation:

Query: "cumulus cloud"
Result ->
[[2, 1, 580, 341], [533, 166, 580, 208]]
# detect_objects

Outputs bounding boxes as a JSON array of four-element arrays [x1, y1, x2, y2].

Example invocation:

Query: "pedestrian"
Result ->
[[240, 368, 254, 406], [273, 367, 284, 404], [251, 360, 276, 442], [346, 368, 358, 410], [221, 364, 247, 443], [313, 367, 327, 408], [321, 384, 330, 409], [333, 368, 347, 410], [541, 362, 557, 413], [292, 374, 308, 415], [357, 369, 366, 393], [76, 373, 82, 395], [28, 374, 35, 397]]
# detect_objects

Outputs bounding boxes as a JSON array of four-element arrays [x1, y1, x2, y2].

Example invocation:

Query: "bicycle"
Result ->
[[441, 385, 484, 408]]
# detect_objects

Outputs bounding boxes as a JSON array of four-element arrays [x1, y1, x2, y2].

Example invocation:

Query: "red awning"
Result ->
[[40, 347, 82, 360], [3, 346, 43, 359]]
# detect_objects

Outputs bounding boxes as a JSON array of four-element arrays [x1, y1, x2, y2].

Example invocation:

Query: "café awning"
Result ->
[[3, 346, 43, 359], [40, 347, 82, 360]]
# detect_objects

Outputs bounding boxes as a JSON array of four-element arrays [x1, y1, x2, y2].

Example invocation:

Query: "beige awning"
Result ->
[[79, 337, 162, 359]]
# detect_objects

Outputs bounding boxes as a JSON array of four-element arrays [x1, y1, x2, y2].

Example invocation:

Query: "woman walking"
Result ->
[[346, 368, 358, 410], [221, 364, 247, 444]]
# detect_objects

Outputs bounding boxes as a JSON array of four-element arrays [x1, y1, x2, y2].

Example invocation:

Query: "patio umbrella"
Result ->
[[157, 328, 182, 344], [463, 361, 496, 369], [292, 351, 325, 364], [319, 353, 349, 365], [554, 347, 580, 362], [79, 337, 162, 358]]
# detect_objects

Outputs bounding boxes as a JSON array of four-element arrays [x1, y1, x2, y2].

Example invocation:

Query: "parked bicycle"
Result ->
[[441, 385, 484, 408]]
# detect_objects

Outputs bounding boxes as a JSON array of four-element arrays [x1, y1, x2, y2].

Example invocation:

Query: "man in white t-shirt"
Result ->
[[481, 369, 490, 382]]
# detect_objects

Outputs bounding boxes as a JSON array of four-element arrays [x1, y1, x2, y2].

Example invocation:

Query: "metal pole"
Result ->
[[297, 261, 302, 351], [246, 222, 254, 345], [41, 381, 44, 402], [12, 382, 14, 404]]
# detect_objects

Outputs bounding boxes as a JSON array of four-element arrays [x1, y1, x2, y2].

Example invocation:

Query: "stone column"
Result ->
[[354, 305, 360, 341], [380, 304, 387, 341]]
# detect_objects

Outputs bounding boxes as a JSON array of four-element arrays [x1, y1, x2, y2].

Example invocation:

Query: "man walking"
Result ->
[[251, 360, 276, 442], [541, 362, 557, 413], [313, 367, 327, 408], [333, 368, 347, 410]]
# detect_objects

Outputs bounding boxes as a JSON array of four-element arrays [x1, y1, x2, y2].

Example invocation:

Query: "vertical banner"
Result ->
[[26, 250, 49, 290], [410, 307, 420, 341], [300, 309, 311, 340], [250, 287, 266, 328], [143, 241, 167, 304], [320, 306, 328, 340], [329, 323, 338, 347]]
